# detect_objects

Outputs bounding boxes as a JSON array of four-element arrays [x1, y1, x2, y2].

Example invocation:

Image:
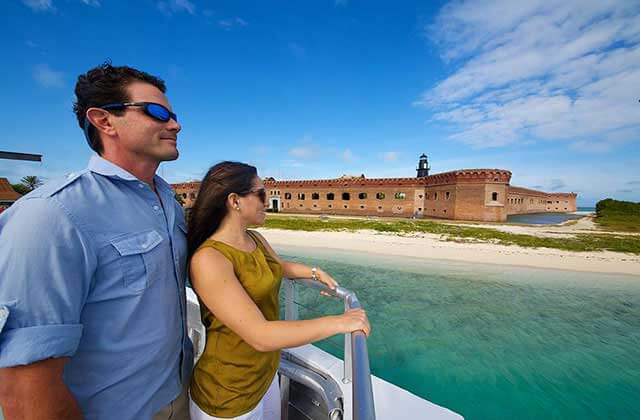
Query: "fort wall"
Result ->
[[171, 167, 577, 223]]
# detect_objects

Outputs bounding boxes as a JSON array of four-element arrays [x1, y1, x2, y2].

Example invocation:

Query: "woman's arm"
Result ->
[[190, 248, 369, 353]]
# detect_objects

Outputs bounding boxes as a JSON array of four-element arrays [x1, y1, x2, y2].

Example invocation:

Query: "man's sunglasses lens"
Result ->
[[146, 103, 174, 122]]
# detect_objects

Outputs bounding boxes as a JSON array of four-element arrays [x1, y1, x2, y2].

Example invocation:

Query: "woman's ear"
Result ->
[[227, 193, 241, 211]]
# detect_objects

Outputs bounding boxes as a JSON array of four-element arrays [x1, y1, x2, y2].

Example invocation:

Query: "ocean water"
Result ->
[[506, 213, 584, 225], [278, 246, 640, 420]]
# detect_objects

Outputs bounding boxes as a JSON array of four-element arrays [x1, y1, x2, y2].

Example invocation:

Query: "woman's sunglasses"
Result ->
[[244, 188, 267, 203]]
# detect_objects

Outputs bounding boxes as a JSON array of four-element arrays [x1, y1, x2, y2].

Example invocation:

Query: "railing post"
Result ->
[[281, 279, 296, 420], [343, 298, 352, 384], [287, 278, 376, 420], [284, 278, 298, 321]]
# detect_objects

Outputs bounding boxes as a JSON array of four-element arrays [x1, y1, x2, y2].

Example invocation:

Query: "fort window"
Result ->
[[418, 208, 422, 211], [343, 204, 348, 209], [443, 209, 447, 214], [360, 205, 365, 209], [376, 192, 386, 200], [342, 192, 351, 200], [313, 204, 318, 208], [312, 193, 320, 200], [446, 192, 451, 200], [189, 193, 196, 199], [377, 206, 383, 210], [395, 192, 406, 199], [434, 192, 438, 200], [491, 192, 498, 201], [358, 192, 367, 200], [182, 193, 187, 199], [327, 193, 335, 200], [297, 193, 305, 200], [418, 194, 423, 199], [299, 204, 304, 207], [285, 193, 292, 199], [328, 204, 333, 208]]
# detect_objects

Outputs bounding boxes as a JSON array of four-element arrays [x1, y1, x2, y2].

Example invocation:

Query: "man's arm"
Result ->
[[0, 358, 82, 420], [0, 196, 97, 418]]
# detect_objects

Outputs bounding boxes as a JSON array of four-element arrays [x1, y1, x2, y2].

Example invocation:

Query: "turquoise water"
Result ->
[[506, 213, 584, 225], [278, 246, 640, 420]]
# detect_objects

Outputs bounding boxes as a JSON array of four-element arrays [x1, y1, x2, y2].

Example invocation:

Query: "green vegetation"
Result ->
[[595, 199, 640, 233], [11, 175, 44, 195], [11, 183, 30, 195], [264, 215, 640, 255]]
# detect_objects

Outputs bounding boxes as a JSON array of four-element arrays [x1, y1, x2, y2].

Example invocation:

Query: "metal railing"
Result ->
[[283, 278, 376, 420]]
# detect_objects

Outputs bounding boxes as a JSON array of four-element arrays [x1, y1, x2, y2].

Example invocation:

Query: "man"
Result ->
[[0, 63, 192, 419]]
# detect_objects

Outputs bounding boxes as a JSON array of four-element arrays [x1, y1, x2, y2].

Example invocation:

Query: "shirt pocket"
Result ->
[[110, 230, 164, 293]]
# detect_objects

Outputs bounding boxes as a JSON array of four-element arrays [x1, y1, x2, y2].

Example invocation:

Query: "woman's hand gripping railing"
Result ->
[[283, 278, 376, 420]]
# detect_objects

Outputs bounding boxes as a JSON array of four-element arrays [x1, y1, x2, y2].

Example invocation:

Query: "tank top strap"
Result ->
[[197, 239, 237, 263], [246, 230, 274, 261]]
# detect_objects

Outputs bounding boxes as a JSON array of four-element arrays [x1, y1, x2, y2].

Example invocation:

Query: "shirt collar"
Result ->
[[88, 155, 139, 181], [87, 155, 172, 194]]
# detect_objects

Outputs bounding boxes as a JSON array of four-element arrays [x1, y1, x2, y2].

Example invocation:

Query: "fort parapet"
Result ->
[[171, 156, 577, 222]]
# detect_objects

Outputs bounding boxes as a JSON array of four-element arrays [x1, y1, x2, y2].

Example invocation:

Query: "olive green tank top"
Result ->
[[190, 230, 283, 418]]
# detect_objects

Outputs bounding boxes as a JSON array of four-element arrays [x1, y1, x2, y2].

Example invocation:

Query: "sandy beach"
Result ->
[[257, 228, 640, 276]]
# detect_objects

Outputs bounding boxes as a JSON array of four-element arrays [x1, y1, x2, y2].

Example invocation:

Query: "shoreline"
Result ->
[[257, 228, 640, 276]]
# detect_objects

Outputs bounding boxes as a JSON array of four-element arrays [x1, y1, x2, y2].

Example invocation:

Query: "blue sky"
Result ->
[[2, 0, 639, 206]]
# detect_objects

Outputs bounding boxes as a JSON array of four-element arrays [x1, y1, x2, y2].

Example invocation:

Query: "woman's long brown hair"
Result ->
[[187, 161, 258, 261]]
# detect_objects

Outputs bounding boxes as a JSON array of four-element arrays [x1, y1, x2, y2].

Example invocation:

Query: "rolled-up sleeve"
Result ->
[[0, 197, 96, 367]]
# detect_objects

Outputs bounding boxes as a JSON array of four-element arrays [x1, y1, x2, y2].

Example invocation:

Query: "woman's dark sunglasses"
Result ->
[[100, 102, 178, 123], [245, 188, 267, 202]]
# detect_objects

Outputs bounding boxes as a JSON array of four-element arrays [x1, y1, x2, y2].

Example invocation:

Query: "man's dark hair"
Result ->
[[73, 62, 166, 154]]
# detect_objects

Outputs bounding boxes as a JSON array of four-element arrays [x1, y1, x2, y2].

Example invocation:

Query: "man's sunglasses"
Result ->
[[100, 102, 178, 123], [83, 102, 177, 147]]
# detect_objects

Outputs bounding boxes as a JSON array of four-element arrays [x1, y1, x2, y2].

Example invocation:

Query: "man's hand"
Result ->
[[0, 358, 82, 420]]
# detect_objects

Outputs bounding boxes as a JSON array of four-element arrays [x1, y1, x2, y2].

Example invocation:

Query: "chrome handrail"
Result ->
[[284, 278, 376, 420]]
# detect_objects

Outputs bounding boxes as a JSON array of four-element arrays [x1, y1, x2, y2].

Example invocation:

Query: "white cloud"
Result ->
[[288, 135, 320, 159], [282, 160, 304, 168], [289, 146, 315, 159], [420, 0, 640, 150], [218, 17, 248, 30], [33, 64, 64, 88], [382, 151, 399, 161], [22, 0, 53, 12], [335, 0, 348, 6], [341, 149, 353, 162], [80, 0, 100, 6], [157, 0, 195, 16]]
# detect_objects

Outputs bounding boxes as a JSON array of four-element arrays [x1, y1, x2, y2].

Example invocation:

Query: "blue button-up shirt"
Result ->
[[0, 155, 193, 420]]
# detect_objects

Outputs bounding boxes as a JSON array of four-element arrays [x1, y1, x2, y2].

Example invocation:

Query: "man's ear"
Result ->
[[86, 108, 117, 138]]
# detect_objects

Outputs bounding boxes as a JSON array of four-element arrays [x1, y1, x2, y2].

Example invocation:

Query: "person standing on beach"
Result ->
[[0, 63, 192, 420]]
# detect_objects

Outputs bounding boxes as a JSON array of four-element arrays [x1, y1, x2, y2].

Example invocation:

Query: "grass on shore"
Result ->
[[595, 199, 640, 233], [264, 215, 640, 255]]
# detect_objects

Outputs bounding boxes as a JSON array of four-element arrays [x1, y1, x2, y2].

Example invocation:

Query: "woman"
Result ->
[[187, 161, 371, 420]]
